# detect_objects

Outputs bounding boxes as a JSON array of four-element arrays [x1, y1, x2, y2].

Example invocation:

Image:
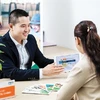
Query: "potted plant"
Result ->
[[0, 43, 5, 71]]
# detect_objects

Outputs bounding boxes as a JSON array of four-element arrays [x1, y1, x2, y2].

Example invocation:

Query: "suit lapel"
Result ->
[[3, 32, 20, 66], [25, 42, 32, 61]]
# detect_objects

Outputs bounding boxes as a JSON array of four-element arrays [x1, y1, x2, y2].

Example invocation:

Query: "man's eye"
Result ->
[[21, 25, 25, 28]]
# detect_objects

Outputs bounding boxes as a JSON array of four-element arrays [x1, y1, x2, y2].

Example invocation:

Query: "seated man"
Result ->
[[0, 9, 64, 81]]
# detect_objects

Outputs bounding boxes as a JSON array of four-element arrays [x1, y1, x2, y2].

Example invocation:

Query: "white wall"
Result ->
[[41, 0, 100, 50]]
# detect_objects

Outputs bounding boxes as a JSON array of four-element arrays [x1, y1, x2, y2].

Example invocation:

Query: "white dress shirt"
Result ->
[[10, 33, 29, 69]]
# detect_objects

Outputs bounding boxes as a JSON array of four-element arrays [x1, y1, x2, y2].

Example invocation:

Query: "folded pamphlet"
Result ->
[[22, 83, 63, 95]]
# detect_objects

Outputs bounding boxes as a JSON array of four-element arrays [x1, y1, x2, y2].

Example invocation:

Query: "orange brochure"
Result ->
[[0, 79, 15, 99]]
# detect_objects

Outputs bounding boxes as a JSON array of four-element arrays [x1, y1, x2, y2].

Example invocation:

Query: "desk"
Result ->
[[6, 72, 67, 100], [43, 46, 78, 59]]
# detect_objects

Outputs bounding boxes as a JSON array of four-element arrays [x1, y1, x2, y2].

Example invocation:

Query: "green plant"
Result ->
[[0, 43, 5, 71]]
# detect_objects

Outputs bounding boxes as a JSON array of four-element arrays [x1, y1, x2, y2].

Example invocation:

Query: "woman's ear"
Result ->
[[75, 37, 81, 45]]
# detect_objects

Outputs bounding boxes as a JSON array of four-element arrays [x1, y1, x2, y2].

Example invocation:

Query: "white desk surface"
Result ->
[[43, 46, 78, 59], [3, 72, 68, 100]]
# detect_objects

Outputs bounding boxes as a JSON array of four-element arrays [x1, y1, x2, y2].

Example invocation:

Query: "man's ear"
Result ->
[[75, 37, 81, 45], [9, 23, 13, 30]]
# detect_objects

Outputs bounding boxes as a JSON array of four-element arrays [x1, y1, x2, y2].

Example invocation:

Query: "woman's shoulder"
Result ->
[[72, 54, 95, 76]]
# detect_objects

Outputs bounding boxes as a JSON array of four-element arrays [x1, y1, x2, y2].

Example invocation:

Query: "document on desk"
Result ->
[[54, 53, 80, 72], [22, 83, 63, 95], [0, 79, 15, 99]]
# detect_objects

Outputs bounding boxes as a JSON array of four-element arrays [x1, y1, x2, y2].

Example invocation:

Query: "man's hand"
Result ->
[[42, 63, 64, 76]]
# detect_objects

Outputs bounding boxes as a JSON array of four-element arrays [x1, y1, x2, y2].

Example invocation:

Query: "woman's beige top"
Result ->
[[57, 54, 100, 100]]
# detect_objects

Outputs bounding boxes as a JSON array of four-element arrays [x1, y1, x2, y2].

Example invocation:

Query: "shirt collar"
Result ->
[[9, 32, 28, 46]]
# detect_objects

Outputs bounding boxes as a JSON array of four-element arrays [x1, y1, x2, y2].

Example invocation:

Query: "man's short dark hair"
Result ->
[[9, 9, 29, 25]]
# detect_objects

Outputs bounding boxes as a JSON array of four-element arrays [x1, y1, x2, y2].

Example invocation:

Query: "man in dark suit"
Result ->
[[0, 9, 64, 81]]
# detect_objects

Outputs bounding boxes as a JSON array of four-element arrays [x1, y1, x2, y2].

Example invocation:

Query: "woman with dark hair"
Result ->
[[56, 20, 100, 100]]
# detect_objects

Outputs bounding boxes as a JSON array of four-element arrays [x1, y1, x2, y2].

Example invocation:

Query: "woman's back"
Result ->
[[73, 54, 100, 100]]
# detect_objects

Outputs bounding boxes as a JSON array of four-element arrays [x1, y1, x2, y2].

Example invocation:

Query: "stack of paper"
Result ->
[[22, 83, 63, 95]]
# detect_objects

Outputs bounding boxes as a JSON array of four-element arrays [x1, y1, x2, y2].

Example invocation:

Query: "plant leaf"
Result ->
[[0, 59, 4, 63], [0, 63, 2, 71], [0, 43, 6, 47], [0, 50, 4, 53]]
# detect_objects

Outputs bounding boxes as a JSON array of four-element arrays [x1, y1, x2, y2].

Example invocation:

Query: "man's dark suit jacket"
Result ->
[[0, 31, 54, 81]]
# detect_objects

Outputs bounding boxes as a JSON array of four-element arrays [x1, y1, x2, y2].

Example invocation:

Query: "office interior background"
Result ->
[[0, 0, 100, 51]]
